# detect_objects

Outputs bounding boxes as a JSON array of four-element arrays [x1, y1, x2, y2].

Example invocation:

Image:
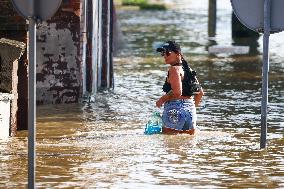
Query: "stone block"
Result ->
[[0, 93, 13, 138], [208, 45, 250, 55]]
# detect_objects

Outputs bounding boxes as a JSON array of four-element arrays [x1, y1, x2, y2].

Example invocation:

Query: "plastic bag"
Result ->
[[144, 111, 162, 135]]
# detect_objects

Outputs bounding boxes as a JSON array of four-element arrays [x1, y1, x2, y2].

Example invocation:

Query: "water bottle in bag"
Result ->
[[144, 111, 162, 135]]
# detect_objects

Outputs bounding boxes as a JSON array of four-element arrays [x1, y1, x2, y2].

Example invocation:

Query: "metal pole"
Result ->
[[93, 0, 99, 94], [106, 0, 111, 88], [109, 0, 114, 88], [260, 0, 271, 149], [28, 17, 36, 189], [82, 0, 87, 95], [97, 0, 102, 88], [101, 0, 109, 88]]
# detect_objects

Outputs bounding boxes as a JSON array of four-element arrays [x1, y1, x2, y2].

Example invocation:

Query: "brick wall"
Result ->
[[0, 0, 26, 41]]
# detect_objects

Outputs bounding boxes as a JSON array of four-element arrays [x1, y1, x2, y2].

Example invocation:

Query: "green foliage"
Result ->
[[122, 0, 147, 6], [140, 3, 166, 10], [122, 0, 167, 10]]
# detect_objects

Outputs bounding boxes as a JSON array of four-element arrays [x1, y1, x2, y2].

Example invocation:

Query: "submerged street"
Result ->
[[0, 0, 283, 188]]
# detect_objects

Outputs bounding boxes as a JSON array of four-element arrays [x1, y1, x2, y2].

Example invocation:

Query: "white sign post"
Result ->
[[231, 0, 284, 149], [11, 1, 62, 188]]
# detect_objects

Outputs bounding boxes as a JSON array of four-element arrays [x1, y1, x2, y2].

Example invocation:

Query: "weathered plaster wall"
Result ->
[[34, 1, 82, 104], [0, 0, 82, 104], [36, 16, 81, 104]]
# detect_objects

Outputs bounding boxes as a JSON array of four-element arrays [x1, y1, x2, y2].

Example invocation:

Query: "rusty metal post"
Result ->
[[101, 0, 109, 88], [100, 0, 114, 89], [109, 0, 114, 88], [86, 0, 93, 93]]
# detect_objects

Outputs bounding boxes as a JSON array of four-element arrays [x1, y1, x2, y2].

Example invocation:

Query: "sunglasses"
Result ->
[[161, 50, 172, 57]]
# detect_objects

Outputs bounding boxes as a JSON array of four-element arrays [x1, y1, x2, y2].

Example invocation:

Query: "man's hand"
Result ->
[[156, 97, 164, 108]]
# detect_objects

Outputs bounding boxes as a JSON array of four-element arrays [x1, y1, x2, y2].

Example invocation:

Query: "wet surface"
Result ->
[[0, 0, 283, 188]]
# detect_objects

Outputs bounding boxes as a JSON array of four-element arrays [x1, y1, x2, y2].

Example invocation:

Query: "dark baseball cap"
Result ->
[[156, 41, 181, 53]]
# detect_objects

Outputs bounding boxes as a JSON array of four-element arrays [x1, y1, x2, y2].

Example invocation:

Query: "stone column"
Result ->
[[0, 38, 25, 136], [208, 0, 217, 37]]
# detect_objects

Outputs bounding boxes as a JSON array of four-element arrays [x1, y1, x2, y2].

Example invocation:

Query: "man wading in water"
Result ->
[[156, 41, 204, 135]]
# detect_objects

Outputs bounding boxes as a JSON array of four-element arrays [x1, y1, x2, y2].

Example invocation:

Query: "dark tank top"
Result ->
[[162, 60, 201, 96]]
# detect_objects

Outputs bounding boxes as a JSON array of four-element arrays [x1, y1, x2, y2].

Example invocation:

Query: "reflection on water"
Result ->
[[1, 0, 283, 188]]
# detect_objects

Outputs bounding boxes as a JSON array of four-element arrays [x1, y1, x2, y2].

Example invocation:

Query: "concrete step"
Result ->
[[208, 45, 250, 55]]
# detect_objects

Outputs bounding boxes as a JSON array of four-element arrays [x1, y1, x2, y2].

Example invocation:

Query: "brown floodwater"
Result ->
[[0, 0, 283, 188]]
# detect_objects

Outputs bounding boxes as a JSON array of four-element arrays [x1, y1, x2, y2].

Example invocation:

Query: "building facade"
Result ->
[[0, 0, 114, 133]]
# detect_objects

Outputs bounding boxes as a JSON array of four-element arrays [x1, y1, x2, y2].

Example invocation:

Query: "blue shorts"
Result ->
[[162, 99, 197, 130]]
